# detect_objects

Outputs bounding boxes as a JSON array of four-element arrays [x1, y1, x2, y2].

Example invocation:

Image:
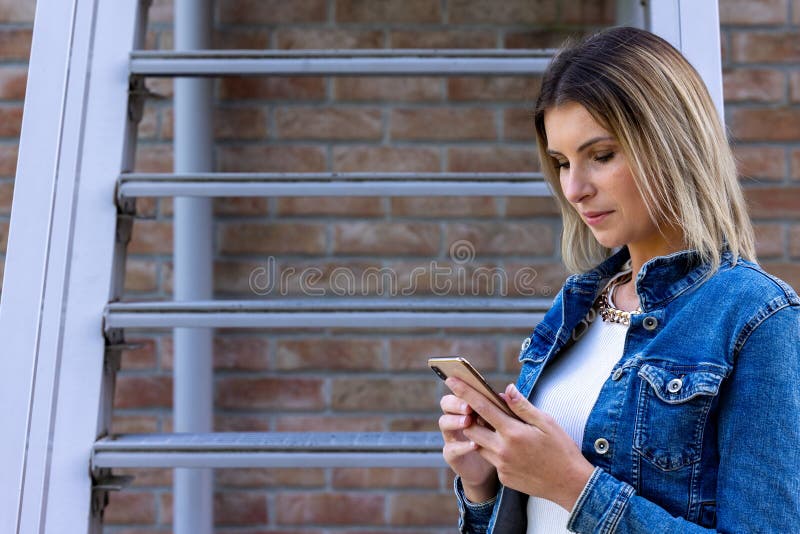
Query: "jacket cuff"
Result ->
[[454, 476, 496, 533], [566, 467, 634, 533]]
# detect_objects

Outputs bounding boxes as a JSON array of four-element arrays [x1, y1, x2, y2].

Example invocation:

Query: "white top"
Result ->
[[525, 274, 631, 533]]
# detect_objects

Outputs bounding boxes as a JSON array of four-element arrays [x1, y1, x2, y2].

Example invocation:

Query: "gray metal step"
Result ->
[[130, 49, 554, 76], [117, 172, 550, 199], [103, 298, 551, 331], [93, 432, 446, 468]]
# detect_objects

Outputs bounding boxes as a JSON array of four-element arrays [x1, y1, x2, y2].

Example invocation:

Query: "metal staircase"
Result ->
[[0, 0, 723, 532]]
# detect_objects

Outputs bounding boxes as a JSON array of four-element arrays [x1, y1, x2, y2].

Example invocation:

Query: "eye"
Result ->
[[595, 152, 614, 163], [555, 159, 569, 170]]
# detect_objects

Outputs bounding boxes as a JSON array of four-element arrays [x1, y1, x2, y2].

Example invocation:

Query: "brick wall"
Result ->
[[1, 0, 798, 532]]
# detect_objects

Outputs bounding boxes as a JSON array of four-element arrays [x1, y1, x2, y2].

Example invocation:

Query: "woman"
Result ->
[[439, 26, 800, 533]]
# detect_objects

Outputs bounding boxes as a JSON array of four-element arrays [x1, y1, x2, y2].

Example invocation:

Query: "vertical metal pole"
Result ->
[[174, 0, 214, 532]]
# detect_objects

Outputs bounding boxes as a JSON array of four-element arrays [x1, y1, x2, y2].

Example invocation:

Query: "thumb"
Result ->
[[504, 383, 540, 424]]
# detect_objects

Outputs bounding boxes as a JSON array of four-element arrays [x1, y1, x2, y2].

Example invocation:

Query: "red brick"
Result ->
[[218, 222, 326, 254], [276, 107, 382, 140], [219, 77, 326, 101], [137, 105, 159, 140], [0, 0, 36, 22], [382, 260, 506, 297], [754, 223, 785, 258], [745, 187, 800, 218], [121, 338, 158, 371], [0, 143, 18, 176], [389, 417, 438, 431], [212, 28, 271, 49], [334, 77, 442, 102], [104, 492, 156, 524], [720, 0, 787, 24], [503, 338, 529, 372], [277, 338, 383, 370], [277, 197, 384, 217], [506, 29, 588, 49], [389, 338, 497, 370], [0, 105, 22, 137], [0, 219, 8, 250], [132, 198, 157, 218], [275, 415, 385, 431], [212, 260, 265, 295], [389, 493, 457, 526], [160, 337, 271, 371], [793, 148, 800, 179], [333, 146, 440, 172], [274, 260, 383, 297], [146, 77, 174, 99], [332, 467, 439, 488], [215, 492, 268, 526], [331, 378, 438, 411], [792, 71, 800, 102], [731, 31, 800, 63], [124, 259, 158, 292], [449, 0, 557, 23], [448, 77, 541, 102], [111, 415, 159, 433], [212, 107, 268, 140], [336, 0, 440, 23], [504, 262, 569, 298], [0, 66, 27, 99], [391, 108, 495, 141], [390, 30, 495, 48], [118, 467, 172, 487], [215, 414, 271, 432], [760, 262, 800, 291], [448, 147, 538, 172], [128, 220, 173, 254], [504, 108, 536, 140], [734, 145, 786, 180], [796, 0, 800, 23], [217, 146, 326, 172], [148, 0, 173, 23], [217, 468, 326, 488], [276, 492, 385, 525], [0, 179, 14, 214], [0, 28, 31, 60], [219, 0, 327, 23], [114, 376, 172, 409], [391, 197, 497, 217], [213, 197, 269, 216], [730, 108, 800, 141], [276, 28, 383, 49], [789, 224, 800, 257], [134, 144, 173, 172], [561, 0, 615, 24], [445, 222, 554, 255], [215, 377, 324, 410], [723, 68, 784, 102], [506, 196, 560, 217], [332, 221, 440, 255]]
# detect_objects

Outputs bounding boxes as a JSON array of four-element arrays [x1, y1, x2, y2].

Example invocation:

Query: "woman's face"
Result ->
[[544, 102, 675, 254]]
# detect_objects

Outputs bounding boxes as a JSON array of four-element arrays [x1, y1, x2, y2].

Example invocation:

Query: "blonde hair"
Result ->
[[533, 27, 755, 274]]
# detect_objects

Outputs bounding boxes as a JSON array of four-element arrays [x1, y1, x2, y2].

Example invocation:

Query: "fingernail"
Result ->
[[469, 441, 477, 450], [461, 403, 469, 412], [461, 416, 468, 426], [507, 384, 519, 400]]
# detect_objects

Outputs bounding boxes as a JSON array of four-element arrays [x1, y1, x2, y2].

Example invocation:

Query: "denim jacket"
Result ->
[[455, 246, 800, 533]]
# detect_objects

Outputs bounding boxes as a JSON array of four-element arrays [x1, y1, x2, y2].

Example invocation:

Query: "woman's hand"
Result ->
[[438, 393, 498, 503], [445, 377, 595, 511]]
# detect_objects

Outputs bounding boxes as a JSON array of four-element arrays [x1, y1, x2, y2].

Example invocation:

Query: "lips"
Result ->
[[582, 210, 613, 225]]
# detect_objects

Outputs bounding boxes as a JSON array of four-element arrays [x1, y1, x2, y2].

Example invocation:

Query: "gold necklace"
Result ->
[[598, 271, 641, 325]]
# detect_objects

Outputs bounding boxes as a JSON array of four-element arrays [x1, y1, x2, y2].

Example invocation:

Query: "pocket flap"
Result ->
[[638, 364, 724, 404]]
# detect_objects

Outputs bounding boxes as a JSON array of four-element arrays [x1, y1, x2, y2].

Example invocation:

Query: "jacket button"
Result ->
[[594, 438, 610, 455], [667, 378, 683, 393], [612, 368, 624, 381], [643, 316, 658, 330], [520, 337, 531, 352]]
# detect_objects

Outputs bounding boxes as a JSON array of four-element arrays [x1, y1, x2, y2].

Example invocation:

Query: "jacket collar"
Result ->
[[565, 245, 735, 312]]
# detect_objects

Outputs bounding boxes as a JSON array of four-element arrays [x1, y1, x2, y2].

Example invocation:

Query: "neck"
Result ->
[[622, 230, 686, 307]]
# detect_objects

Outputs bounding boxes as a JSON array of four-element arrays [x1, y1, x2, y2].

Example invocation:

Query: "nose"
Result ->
[[560, 165, 594, 205]]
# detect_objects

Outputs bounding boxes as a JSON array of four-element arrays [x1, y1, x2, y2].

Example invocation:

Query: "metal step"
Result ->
[[93, 432, 446, 468], [130, 49, 554, 76], [104, 298, 551, 330], [117, 172, 550, 199]]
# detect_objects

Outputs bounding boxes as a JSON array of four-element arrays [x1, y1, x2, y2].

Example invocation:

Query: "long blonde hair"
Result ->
[[533, 27, 755, 274]]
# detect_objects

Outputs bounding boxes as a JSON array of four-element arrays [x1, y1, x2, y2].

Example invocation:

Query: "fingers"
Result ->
[[445, 377, 508, 432], [504, 383, 550, 430], [440, 394, 473, 415], [442, 439, 478, 463], [438, 413, 473, 436]]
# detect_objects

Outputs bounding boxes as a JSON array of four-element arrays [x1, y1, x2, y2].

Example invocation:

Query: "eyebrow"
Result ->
[[546, 136, 615, 156]]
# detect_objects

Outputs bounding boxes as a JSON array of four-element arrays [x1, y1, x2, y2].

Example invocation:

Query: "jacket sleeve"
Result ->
[[567, 304, 800, 533], [454, 476, 497, 533]]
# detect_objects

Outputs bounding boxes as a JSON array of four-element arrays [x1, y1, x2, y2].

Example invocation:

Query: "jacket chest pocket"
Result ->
[[633, 363, 725, 471]]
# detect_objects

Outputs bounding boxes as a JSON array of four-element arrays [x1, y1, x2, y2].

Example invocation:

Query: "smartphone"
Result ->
[[428, 356, 520, 420]]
